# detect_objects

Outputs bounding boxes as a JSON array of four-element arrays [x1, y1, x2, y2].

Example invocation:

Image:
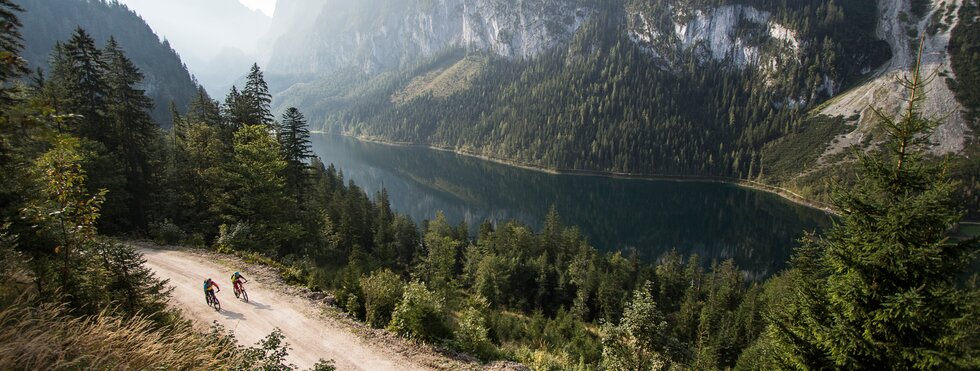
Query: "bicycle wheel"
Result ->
[[212, 297, 221, 311], [241, 289, 248, 303]]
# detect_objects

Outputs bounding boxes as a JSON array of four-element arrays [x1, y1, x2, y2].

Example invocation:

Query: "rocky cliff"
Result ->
[[819, 0, 969, 155], [264, 0, 591, 76]]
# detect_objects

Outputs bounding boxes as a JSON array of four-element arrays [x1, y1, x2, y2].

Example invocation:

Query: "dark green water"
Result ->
[[310, 134, 830, 276]]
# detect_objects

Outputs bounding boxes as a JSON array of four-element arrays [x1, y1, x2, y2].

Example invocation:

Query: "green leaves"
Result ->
[[387, 280, 449, 343]]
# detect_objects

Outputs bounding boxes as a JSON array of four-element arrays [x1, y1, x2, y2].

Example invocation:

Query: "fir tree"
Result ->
[[187, 86, 222, 128], [0, 0, 27, 107], [53, 27, 109, 143], [278, 107, 312, 201], [768, 46, 980, 370], [242, 63, 274, 128], [103, 37, 157, 230], [223, 85, 248, 131]]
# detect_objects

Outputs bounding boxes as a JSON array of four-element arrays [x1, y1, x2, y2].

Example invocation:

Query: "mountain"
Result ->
[[116, 0, 271, 93], [262, 0, 978, 215], [18, 0, 199, 127]]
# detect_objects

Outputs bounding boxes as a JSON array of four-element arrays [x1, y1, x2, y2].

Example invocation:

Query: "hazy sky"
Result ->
[[116, 0, 277, 91], [239, 0, 277, 17]]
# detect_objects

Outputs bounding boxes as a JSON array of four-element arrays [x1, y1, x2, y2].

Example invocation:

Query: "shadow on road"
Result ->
[[250, 300, 272, 311], [220, 309, 245, 320]]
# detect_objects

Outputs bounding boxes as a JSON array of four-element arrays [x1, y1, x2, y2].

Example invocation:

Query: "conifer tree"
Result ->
[[103, 37, 157, 230], [52, 28, 109, 143], [278, 107, 312, 201], [602, 281, 679, 370], [242, 63, 274, 128], [223, 85, 248, 131], [226, 124, 294, 255], [768, 47, 979, 370], [187, 86, 222, 128], [0, 0, 27, 107]]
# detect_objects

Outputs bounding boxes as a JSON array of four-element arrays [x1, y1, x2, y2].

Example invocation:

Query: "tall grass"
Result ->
[[0, 297, 242, 369]]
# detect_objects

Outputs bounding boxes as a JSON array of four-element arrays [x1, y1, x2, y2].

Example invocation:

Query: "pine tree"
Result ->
[[52, 28, 109, 144], [223, 85, 248, 131], [602, 281, 679, 370], [187, 86, 222, 127], [0, 0, 27, 107], [103, 37, 157, 230], [226, 124, 295, 255], [768, 47, 979, 370], [242, 63, 274, 128], [278, 107, 312, 201]]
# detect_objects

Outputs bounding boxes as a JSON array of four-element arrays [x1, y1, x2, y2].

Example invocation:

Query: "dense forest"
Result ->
[[0, 0, 977, 369], [17, 0, 199, 126]]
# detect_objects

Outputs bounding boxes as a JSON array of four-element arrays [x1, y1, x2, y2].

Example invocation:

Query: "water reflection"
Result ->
[[310, 134, 830, 276]]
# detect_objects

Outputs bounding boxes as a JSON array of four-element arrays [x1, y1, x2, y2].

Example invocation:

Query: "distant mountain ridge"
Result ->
[[262, 0, 977, 216], [19, 0, 199, 127]]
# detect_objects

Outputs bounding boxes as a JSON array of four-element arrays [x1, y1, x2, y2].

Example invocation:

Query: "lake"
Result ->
[[310, 134, 831, 277]]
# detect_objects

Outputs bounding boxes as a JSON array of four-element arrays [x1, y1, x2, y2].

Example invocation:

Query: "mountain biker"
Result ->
[[203, 278, 220, 303], [231, 271, 248, 294]]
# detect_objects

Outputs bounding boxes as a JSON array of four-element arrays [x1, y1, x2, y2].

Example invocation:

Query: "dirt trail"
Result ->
[[140, 247, 432, 371]]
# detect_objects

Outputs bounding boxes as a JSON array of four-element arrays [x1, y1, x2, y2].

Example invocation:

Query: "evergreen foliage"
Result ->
[[242, 63, 275, 128], [279, 107, 313, 202], [764, 50, 980, 370], [0, 0, 26, 106], [359, 268, 403, 328], [388, 280, 449, 343]]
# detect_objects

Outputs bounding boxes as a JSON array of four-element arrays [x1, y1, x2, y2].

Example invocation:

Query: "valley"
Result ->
[[0, 0, 977, 369]]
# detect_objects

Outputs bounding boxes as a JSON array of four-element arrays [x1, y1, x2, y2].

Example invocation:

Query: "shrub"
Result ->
[[335, 266, 364, 320], [454, 306, 496, 361], [359, 269, 404, 328], [387, 281, 449, 342], [216, 222, 254, 252], [149, 219, 185, 245]]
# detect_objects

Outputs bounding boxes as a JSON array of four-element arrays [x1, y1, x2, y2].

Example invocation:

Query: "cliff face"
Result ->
[[626, 4, 800, 71], [266, 1, 806, 77], [264, 0, 590, 76]]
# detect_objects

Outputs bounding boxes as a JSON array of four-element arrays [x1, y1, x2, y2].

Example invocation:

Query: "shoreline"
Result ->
[[313, 131, 838, 215]]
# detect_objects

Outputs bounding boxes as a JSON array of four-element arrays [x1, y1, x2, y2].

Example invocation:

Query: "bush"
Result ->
[[216, 222, 254, 252], [359, 269, 404, 328], [454, 306, 496, 361], [149, 219, 185, 245], [387, 281, 449, 342], [334, 266, 364, 320]]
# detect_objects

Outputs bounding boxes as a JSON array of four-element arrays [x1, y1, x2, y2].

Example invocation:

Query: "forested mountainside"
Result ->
[[269, 0, 979, 216], [18, 0, 198, 126], [2, 0, 976, 368]]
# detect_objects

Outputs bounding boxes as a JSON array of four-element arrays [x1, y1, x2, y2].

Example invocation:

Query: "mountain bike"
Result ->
[[234, 281, 249, 303], [206, 291, 221, 311]]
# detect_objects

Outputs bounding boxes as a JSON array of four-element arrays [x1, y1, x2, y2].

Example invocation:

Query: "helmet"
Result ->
[[234, 271, 240, 276]]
